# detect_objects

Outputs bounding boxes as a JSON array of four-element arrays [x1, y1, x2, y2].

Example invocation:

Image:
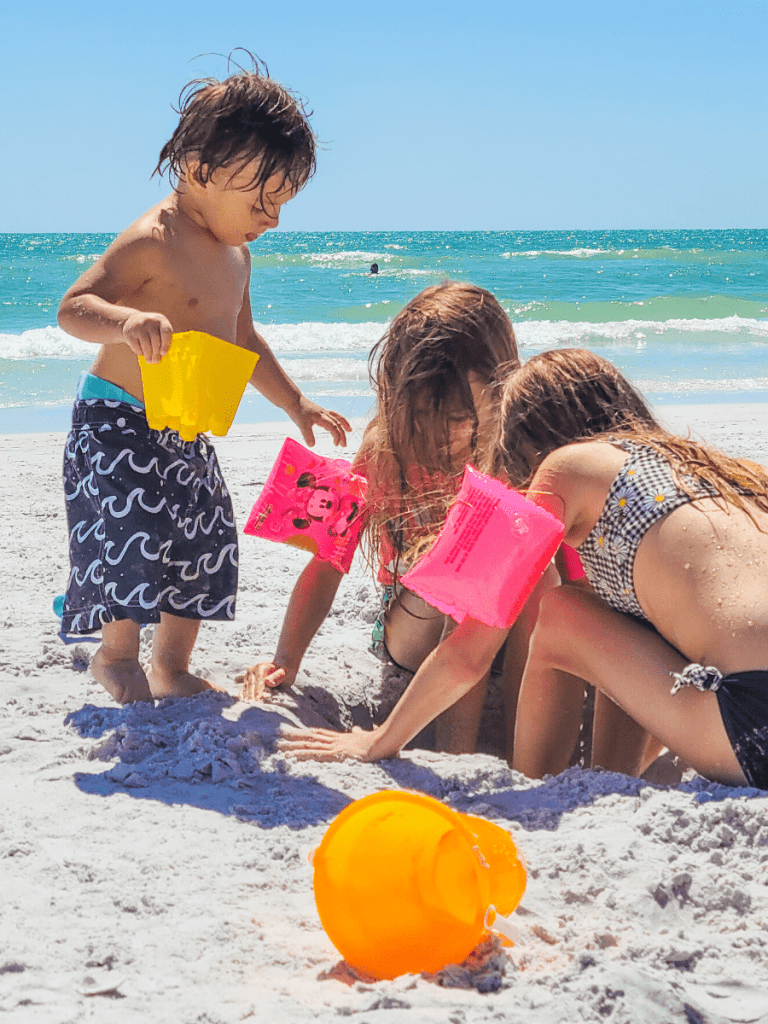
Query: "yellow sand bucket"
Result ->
[[312, 790, 526, 980], [140, 331, 259, 442]]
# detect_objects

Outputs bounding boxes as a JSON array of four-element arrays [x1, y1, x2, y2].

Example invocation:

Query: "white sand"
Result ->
[[2, 406, 768, 1024]]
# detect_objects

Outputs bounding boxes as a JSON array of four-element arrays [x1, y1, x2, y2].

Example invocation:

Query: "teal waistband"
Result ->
[[77, 371, 144, 409]]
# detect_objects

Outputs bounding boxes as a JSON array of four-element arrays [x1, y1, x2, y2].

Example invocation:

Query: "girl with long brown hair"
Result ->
[[497, 349, 768, 787], [283, 347, 768, 786], [238, 281, 529, 755]]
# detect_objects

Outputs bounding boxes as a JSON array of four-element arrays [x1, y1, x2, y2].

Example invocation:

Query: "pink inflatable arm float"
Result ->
[[243, 438, 368, 574], [401, 465, 564, 629]]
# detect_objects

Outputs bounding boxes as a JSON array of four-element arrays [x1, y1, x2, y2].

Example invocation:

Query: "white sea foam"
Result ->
[[513, 315, 768, 351], [4, 316, 768, 365], [502, 248, 611, 259], [278, 357, 371, 383], [256, 321, 387, 353], [635, 377, 768, 393], [304, 250, 391, 266], [0, 322, 389, 361], [0, 326, 95, 359]]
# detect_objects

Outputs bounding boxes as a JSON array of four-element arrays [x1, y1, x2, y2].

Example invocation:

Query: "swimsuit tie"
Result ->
[[670, 663, 723, 695]]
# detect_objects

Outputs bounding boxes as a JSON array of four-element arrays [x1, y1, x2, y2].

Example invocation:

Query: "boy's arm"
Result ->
[[57, 236, 172, 363], [237, 257, 350, 447], [236, 556, 344, 699]]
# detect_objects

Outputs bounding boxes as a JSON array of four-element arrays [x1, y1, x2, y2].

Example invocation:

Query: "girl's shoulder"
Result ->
[[351, 420, 382, 475], [352, 419, 396, 506], [534, 442, 629, 545], [539, 439, 628, 480]]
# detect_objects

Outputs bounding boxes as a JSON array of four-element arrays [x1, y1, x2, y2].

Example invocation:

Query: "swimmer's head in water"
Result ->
[[370, 281, 518, 477]]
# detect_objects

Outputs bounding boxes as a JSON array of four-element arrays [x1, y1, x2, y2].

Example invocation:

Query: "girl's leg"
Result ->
[[382, 587, 446, 672], [499, 563, 561, 765], [592, 691, 665, 776], [383, 588, 485, 754], [149, 614, 225, 699], [501, 612, 530, 764], [514, 587, 746, 786], [433, 615, 489, 754], [92, 619, 152, 704]]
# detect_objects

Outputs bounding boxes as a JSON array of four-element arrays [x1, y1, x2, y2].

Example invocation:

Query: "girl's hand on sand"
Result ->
[[235, 662, 290, 701], [122, 311, 173, 364], [276, 725, 377, 762], [292, 397, 351, 448]]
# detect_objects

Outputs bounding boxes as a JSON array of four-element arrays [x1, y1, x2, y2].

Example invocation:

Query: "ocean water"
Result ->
[[1, 229, 767, 433]]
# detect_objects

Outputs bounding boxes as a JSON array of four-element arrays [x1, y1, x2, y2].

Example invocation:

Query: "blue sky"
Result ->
[[1, 0, 766, 231]]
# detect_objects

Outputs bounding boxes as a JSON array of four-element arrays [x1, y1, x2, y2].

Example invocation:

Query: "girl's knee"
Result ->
[[528, 587, 591, 670]]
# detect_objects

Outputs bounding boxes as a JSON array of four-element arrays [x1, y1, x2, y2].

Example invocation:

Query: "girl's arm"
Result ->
[[278, 615, 510, 761], [277, 564, 558, 761], [238, 432, 379, 700], [236, 555, 345, 699]]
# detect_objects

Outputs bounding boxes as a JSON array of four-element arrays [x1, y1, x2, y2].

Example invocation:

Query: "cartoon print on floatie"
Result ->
[[244, 437, 368, 573], [289, 471, 361, 537]]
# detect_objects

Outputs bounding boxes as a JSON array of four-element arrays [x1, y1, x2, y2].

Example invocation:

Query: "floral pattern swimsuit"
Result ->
[[577, 440, 768, 791], [578, 440, 717, 623]]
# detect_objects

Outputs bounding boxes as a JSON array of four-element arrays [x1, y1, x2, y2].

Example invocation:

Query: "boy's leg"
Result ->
[[148, 613, 226, 699], [513, 587, 746, 786], [92, 619, 152, 704]]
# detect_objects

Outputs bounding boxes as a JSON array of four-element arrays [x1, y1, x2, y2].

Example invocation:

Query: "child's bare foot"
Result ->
[[147, 667, 227, 700], [91, 648, 153, 704]]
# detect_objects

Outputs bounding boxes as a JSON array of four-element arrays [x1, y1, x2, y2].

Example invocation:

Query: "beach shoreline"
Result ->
[[2, 401, 768, 1023]]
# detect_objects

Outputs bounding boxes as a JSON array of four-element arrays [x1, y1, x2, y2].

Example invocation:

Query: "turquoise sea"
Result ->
[[1, 229, 767, 432]]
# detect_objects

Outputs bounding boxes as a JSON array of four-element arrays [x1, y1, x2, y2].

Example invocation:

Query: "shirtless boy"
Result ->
[[58, 65, 350, 705]]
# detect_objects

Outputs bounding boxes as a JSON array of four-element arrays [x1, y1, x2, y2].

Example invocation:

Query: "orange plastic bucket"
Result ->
[[312, 791, 526, 980], [140, 331, 258, 441]]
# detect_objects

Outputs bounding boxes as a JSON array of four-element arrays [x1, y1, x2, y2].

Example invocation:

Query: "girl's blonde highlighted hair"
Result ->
[[361, 281, 519, 579]]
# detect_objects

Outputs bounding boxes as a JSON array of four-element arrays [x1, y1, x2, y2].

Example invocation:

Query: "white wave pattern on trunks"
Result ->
[[62, 399, 238, 632]]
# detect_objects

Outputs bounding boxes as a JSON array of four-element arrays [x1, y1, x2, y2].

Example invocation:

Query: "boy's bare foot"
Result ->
[[147, 667, 227, 700], [91, 648, 154, 704]]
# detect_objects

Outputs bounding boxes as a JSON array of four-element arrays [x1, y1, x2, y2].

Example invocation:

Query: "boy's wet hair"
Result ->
[[494, 347, 768, 523], [154, 56, 316, 198]]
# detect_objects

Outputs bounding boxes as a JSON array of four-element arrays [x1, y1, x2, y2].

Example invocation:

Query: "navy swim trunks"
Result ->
[[62, 397, 238, 634]]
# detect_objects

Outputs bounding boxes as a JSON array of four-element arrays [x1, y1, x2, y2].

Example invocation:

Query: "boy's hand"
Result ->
[[292, 397, 351, 448], [122, 311, 173, 364], [235, 661, 293, 701]]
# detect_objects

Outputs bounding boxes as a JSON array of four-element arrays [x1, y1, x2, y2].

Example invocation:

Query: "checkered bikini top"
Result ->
[[578, 440, 717, 621]]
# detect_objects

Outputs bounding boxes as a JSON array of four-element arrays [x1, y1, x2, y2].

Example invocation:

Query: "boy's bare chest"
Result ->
[[135, 246, 248, 340]]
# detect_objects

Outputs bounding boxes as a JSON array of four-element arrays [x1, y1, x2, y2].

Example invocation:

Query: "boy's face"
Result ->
[[192, 160, 296, 246]]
